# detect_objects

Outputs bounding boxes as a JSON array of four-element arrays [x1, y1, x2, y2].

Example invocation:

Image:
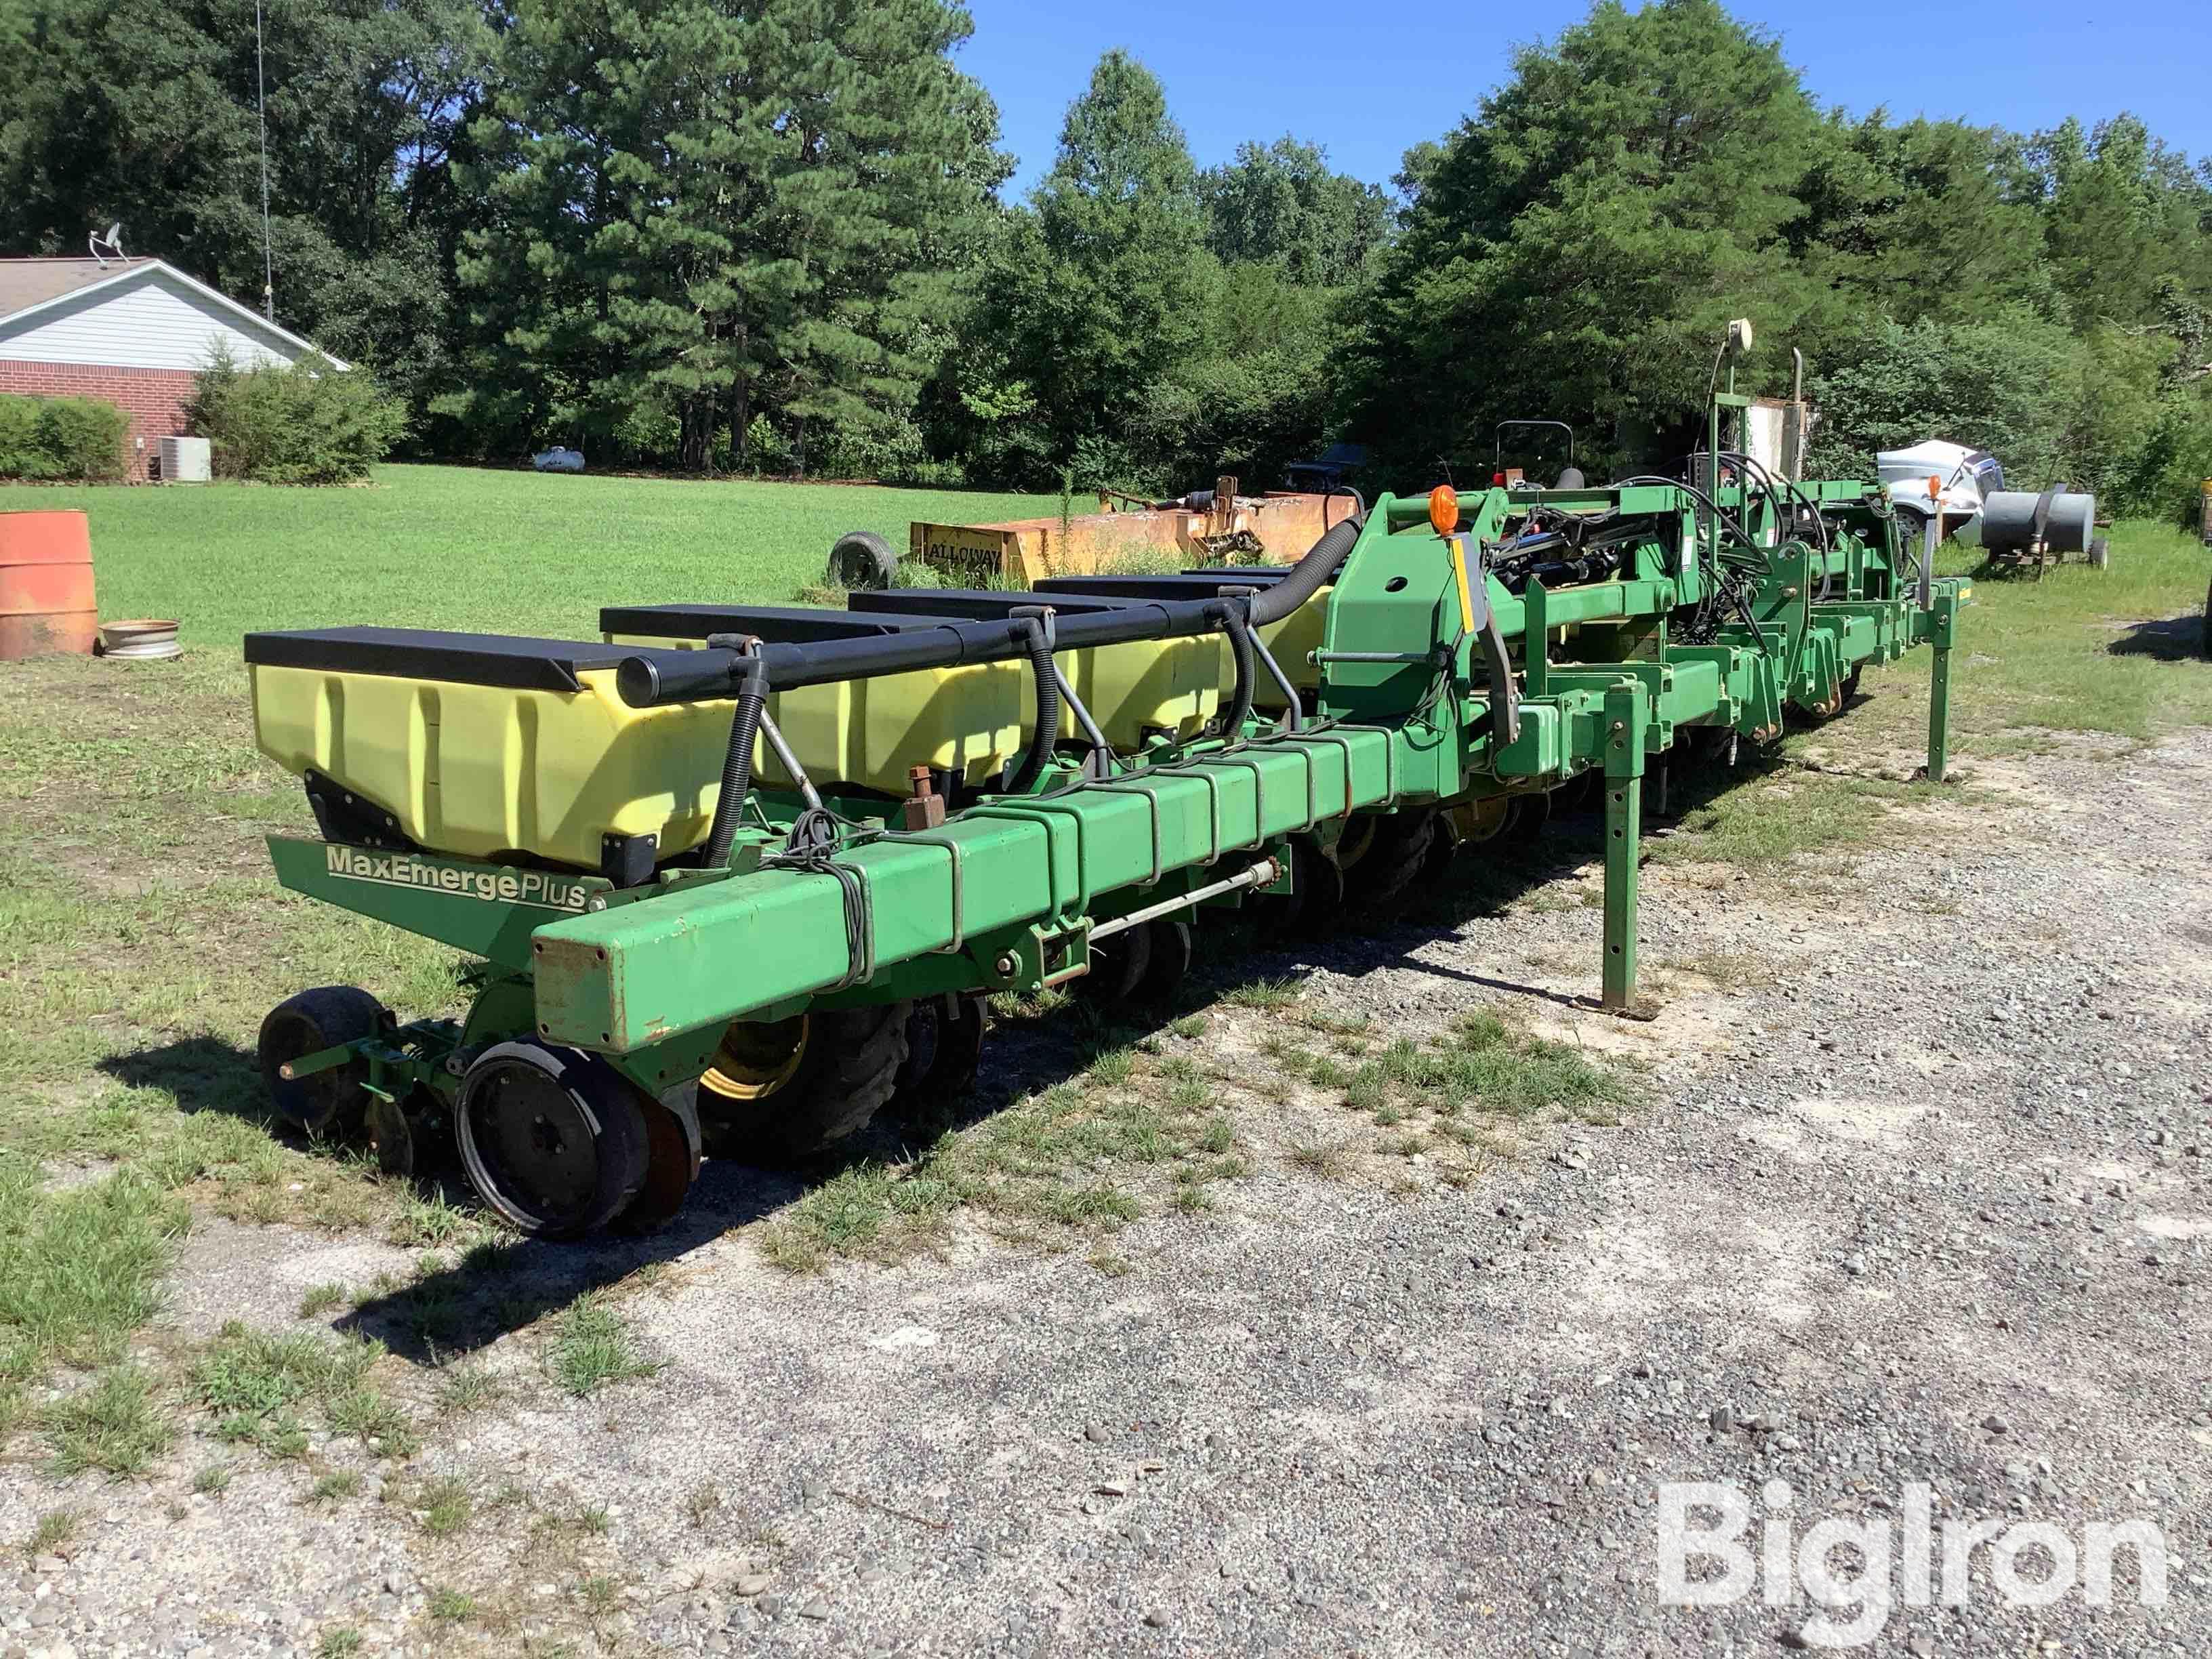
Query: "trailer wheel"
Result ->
[[2089, 534, 2109, 570], [697, 1001, 911, 1161], [258, 985, 388, 1139], [457, 1042, 650, 1238], [827, 530, 898, 591]]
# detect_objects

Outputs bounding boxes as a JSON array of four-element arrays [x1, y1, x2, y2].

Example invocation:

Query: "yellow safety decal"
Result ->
[[1448, 535, 1476, 637]]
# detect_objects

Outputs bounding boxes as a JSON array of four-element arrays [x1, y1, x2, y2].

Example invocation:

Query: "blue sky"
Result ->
[[961, 0, 2212, 196]]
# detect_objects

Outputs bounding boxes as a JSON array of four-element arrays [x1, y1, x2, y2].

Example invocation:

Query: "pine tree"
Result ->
[[453, 0, 1006, 469]]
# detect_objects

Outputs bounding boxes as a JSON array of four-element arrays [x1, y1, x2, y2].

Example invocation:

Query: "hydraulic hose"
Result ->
[[1002, 616, 1060, 794], [703, 638, 767, 869], [1213, 600, 1257, 739], [1248, 511, 1364, 628]]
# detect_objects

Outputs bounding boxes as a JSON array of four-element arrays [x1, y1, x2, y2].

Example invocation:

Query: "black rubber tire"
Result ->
[[1136, 918, 1193, 1000], [827, 529, 898, 590], [2202, 575, 2211, 661], [701, 1000, 911, 1162], [258, 985, 388, 1139], [1839, 665, 1864, 705], [457, 1042, 651, 1239], [1345, 810, 1437, 912]]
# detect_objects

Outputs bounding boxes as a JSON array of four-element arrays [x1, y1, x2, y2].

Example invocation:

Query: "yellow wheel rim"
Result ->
[[700, 1014, 809, 1102]]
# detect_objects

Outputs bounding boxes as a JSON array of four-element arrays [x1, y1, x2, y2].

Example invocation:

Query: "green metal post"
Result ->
[[1600, 684, 1648, 1012], [1925, 592, 1956, 783]]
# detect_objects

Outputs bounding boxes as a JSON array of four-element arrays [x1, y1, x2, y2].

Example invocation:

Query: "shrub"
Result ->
[[184, 347, 406, 484], [0, 394, 130, 482]]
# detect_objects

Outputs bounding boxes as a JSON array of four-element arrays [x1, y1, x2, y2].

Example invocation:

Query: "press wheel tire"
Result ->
[[1839, 665, 1864, 705], [1345, 811, 1437, 912], [457, 1042, 650, 1238], [1502, 790, 1552, 844], [699, 1001, 911, 1162], [827, 529, 898, 591], [258, 985, 388, 1139]]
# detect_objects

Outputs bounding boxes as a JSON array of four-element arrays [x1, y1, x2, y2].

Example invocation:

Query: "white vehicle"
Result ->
[[1875, 440, 2004, 546]]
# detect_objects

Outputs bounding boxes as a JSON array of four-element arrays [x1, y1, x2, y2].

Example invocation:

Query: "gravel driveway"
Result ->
[[7, 720, 2209, 1658]]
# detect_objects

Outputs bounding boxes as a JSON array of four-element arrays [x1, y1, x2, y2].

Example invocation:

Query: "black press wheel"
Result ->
[[827, 529, 898, 590], [1261, 837, 1345, 941], [1078, 918, 1153, 1004], [457, 1041, 651, 1237], [257, 985, 388, 1139], [697, 1000, 912, 1162]]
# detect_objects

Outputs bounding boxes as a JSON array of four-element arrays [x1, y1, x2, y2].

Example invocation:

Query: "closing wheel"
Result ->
[[1078, 917, 1153, 1004], [1261, 838, 1345, 940], [697, 1000, 911, 1162], [1344, 810, 1437, 912], [890, 994, 987, 1114], [457, 1042, 650, 1238], [1136, 918, 1193, 1000], [258, 985, 388, 1139], [827, 529, 898, 590], [616, 1090, 703, 1233], [1840, 665, 1864, 705], [365, 1092, 413, 1176], [1502, 790, 1551, 843]]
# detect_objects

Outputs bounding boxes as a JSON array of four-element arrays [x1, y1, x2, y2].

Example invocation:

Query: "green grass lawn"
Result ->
[[5, 463, 1059, 643]]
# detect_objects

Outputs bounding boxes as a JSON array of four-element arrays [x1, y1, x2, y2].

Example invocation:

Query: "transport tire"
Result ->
[[258, 985, 389, 1139], [1345, 809, 1437, 912], [615, 1090, 703, 1234], [457, 1042, 650, 1238], [827, 529, 898, 591], [1136, 918, 1193, 1000], [697, 1001, 911, 1161]]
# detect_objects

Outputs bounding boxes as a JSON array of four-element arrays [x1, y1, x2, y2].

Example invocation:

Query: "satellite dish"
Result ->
[[87, 223, 126, 266]]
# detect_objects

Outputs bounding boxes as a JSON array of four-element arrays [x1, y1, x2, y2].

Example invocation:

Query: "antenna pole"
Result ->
[[255, 0, 274, 321]]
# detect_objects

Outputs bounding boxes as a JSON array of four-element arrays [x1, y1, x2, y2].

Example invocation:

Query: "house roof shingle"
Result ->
[[0, 257, 128, 319]]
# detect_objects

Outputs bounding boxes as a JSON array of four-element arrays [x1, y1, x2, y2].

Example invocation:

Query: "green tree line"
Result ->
[[3, 0, 2208, 515]]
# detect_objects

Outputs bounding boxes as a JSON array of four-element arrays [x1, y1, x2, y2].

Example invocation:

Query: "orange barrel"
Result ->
[[0, 510, 97, 659]]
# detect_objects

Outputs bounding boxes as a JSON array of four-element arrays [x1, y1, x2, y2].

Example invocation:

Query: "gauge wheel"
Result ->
[[457, 1042, 650, 1238]]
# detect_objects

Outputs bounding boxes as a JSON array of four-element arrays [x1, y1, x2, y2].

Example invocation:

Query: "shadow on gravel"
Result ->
[[2106, 614, 2208, 661]]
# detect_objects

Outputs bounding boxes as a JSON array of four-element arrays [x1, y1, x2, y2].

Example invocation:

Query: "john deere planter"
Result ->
[[243, 396, 1968, 1236]]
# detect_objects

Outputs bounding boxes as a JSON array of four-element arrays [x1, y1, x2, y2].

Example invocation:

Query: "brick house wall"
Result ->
[[0, 360, 197, 480]]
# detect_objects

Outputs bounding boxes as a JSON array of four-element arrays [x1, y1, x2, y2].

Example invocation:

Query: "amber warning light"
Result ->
[[1429, 485, 1459, 539]]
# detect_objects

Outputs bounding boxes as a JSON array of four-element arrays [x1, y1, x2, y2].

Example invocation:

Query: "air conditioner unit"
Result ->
[[159, 436, 211, 484]]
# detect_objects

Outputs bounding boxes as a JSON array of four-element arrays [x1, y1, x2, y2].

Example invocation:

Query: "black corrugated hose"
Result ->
[[1248, 511, 1366, 628], [1003, 616, 1061, 794]]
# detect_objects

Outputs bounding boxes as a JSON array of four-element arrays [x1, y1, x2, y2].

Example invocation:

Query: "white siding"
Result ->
[[0, 268, 310, 371]]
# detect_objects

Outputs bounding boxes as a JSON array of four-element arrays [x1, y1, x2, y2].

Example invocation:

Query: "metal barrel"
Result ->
[[1980, 491, 2095, 554], [0, 509, 96, 659]]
